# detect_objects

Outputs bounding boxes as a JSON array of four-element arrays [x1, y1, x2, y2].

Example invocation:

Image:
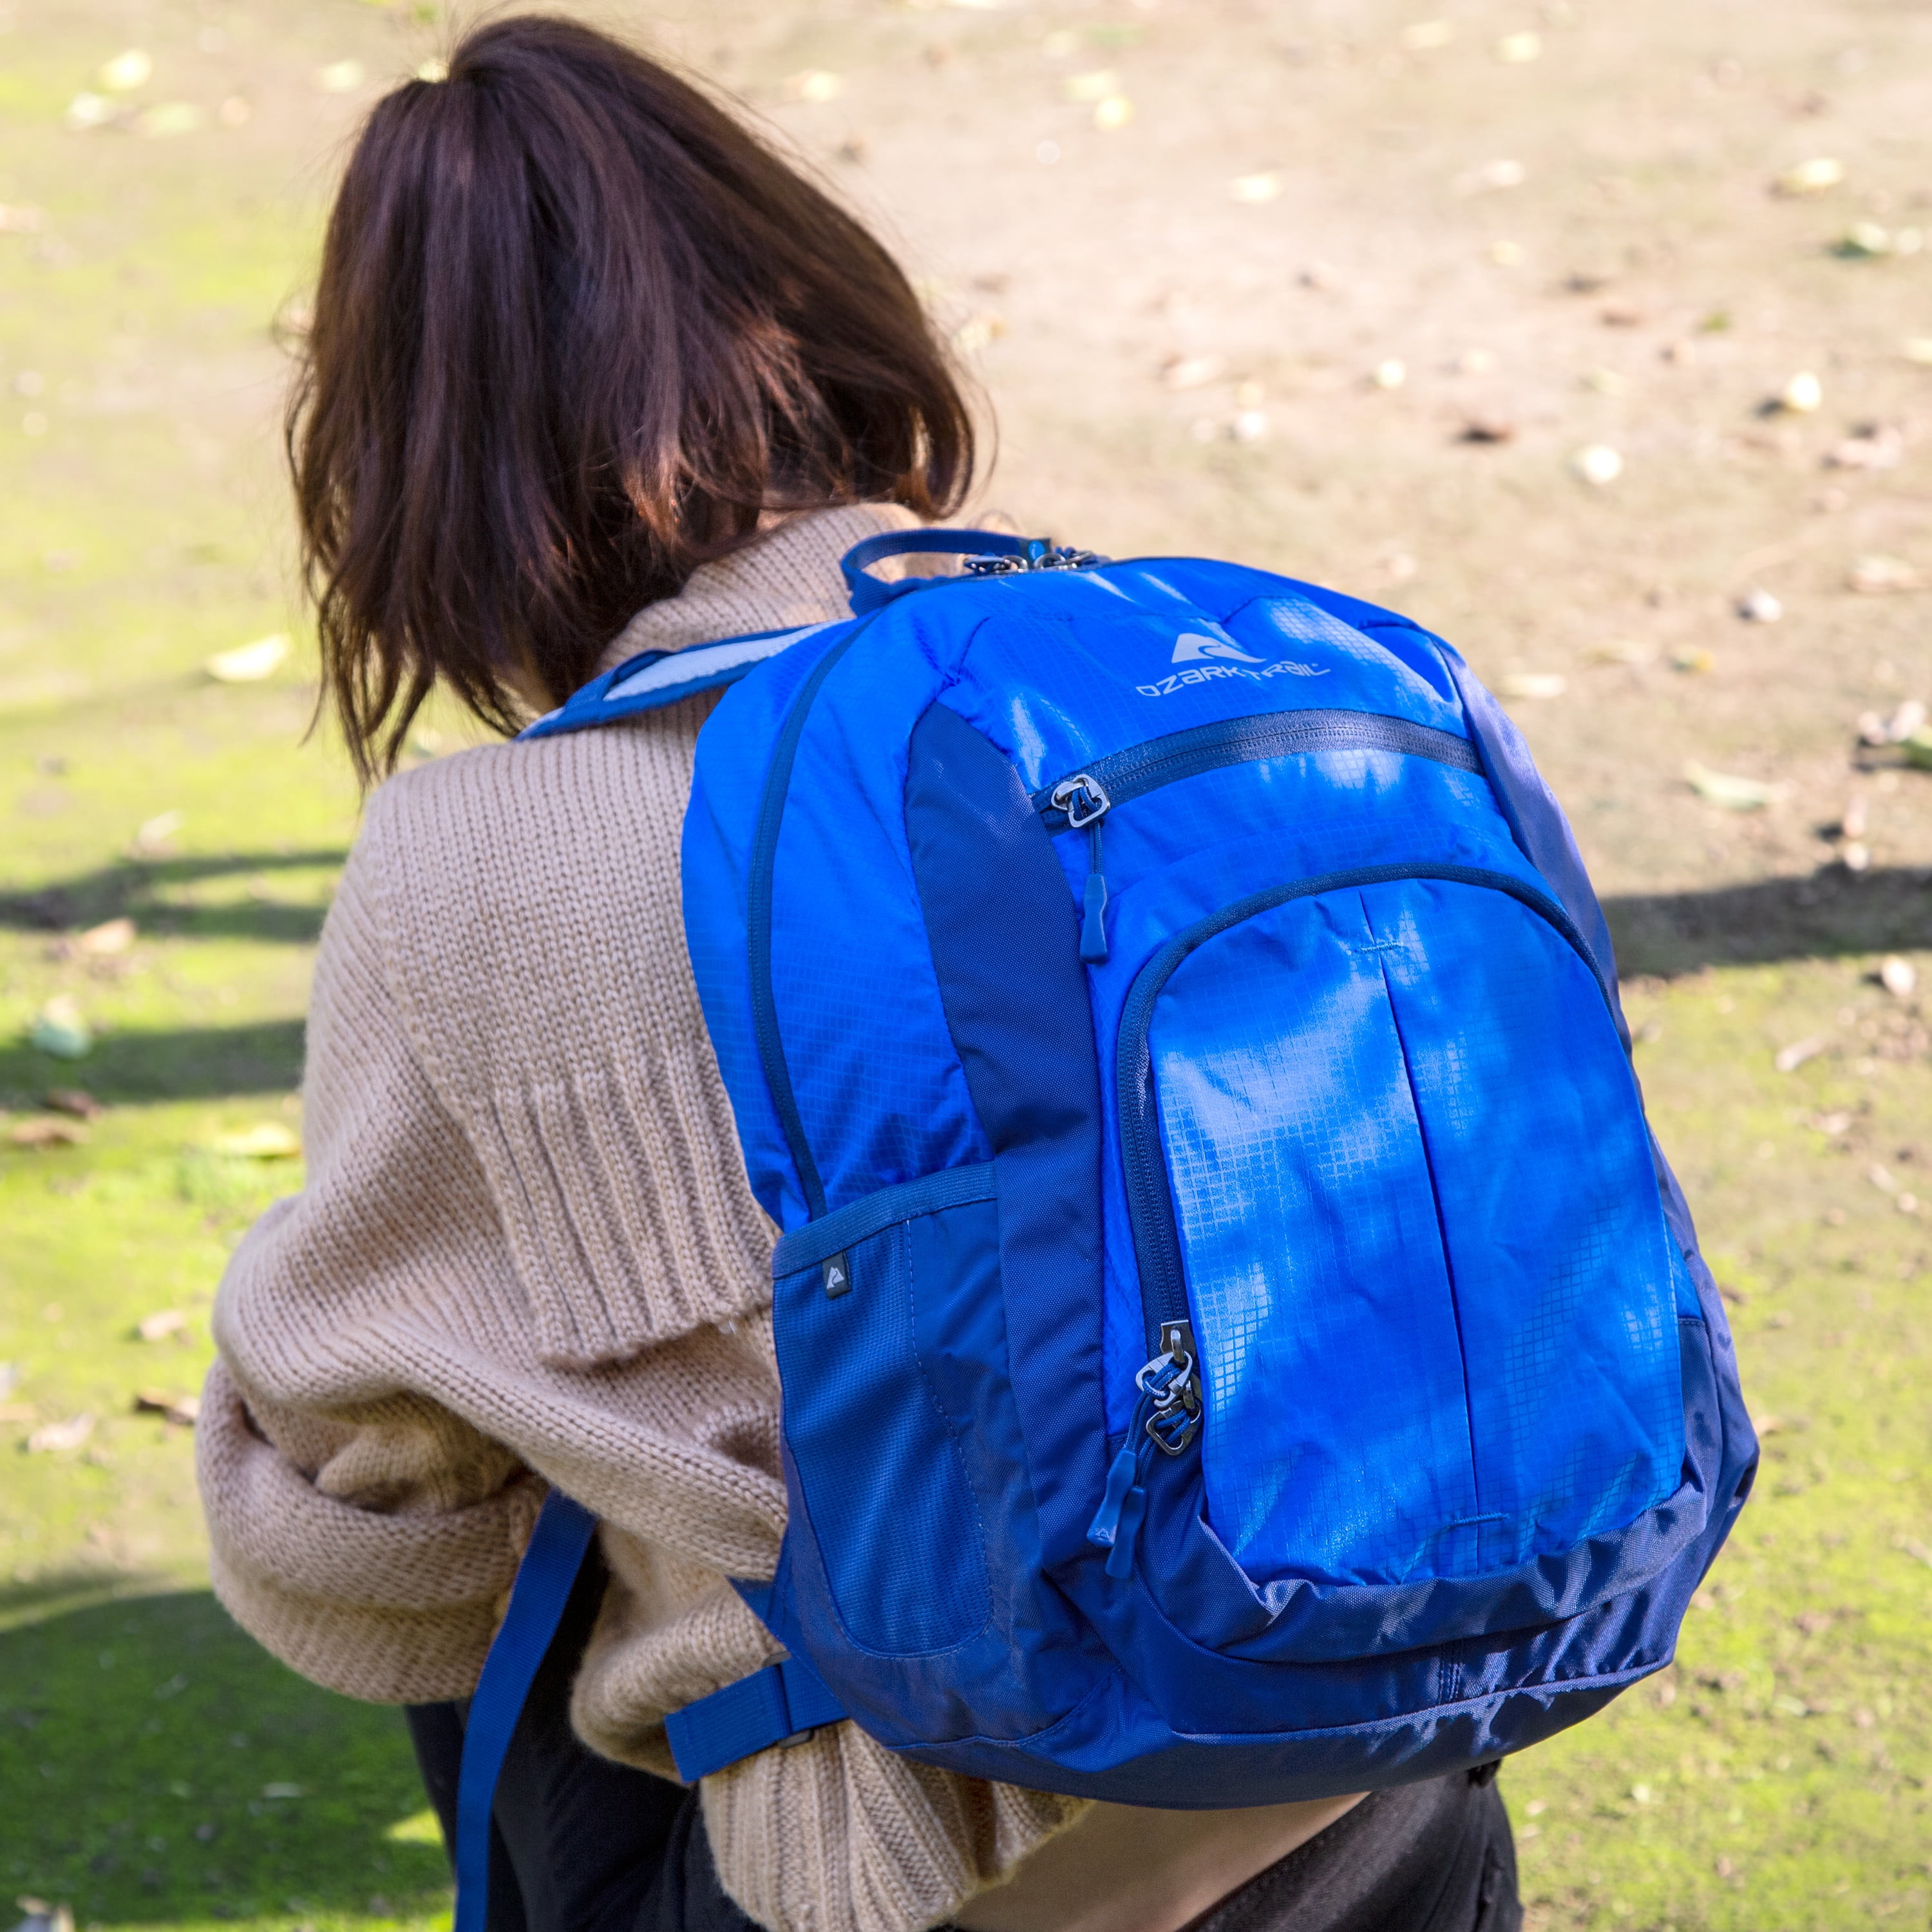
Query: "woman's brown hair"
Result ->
[[290, 14, 975, 782]]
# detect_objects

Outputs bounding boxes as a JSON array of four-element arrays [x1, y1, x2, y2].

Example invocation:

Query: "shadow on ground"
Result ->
[[0, 851, 348, 949], [1604, 866, 1930, 978], [0, 1578, 448, 1923], [0, 1019, 306, 1105]]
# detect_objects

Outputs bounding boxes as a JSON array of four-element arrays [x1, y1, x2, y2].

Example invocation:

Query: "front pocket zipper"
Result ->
[[1035, 711, 1484, 971]]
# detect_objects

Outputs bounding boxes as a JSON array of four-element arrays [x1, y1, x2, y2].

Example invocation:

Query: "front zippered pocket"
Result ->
[[1097, 864, 1683, 1589], [1034, 710, 1484, 965]]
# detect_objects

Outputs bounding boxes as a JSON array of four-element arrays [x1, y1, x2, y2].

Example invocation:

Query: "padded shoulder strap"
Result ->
[[518, 624, 837, 742]]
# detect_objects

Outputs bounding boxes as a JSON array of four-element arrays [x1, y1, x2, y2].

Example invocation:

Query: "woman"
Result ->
[[197, 16, 1520, 1932]]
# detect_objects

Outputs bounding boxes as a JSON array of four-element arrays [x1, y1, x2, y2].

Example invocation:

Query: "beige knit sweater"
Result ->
[[198, 504, 1087, 1932]]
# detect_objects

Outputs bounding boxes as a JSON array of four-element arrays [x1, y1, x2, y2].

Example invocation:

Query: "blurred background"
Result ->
[[2, 1, 1929, 1927]]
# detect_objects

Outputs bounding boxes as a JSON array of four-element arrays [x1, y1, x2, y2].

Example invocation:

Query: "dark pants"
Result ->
[[406, 1548, 1519, 1932]]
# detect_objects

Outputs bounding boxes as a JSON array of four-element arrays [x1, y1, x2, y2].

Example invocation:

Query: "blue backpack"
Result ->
[[451, 531, 1756, 1927]]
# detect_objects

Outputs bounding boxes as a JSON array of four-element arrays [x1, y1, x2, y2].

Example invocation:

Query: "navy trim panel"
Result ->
[[518, 625, 826, 741], [1116, 864, 1598, 1352], [772, 1162, 999, 1277], [1031, 710, 1484, 829], [453, 1490, 598, 1932], [663, 1656, 848, 1783]]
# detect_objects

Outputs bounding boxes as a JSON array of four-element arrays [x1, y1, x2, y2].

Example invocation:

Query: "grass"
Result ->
[[1, 3, 1928, 1930]]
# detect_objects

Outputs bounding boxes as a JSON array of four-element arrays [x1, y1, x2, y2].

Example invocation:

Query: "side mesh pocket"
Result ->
[[773, 1202, 994, 1656]]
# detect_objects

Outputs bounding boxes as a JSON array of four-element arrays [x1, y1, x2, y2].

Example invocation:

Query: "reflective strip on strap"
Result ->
[[664, 1656, 848, 1782]]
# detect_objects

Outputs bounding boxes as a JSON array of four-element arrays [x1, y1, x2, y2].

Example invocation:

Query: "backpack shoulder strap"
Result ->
[[518, 623, 838, 742]]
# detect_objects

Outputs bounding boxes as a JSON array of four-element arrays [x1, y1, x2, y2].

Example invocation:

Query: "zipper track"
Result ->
[[1032, 710, 1482, 830], [1115, 863, 1600, 1349]]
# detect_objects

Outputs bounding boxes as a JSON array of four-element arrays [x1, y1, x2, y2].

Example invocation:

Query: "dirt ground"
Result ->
[[3, 2, 1931, 1929]]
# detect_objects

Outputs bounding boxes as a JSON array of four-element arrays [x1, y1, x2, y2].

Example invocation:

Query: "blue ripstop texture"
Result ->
[[1150, 878, 1683, 1588]]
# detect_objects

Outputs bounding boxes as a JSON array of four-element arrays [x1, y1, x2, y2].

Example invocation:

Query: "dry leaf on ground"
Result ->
[[25, 1413, 95, 1453], [6, 1117, 88, 1149], [28, 996, 91, 1059], [204, 1123, 301, 1159], [1685, 762, 1785, 810]]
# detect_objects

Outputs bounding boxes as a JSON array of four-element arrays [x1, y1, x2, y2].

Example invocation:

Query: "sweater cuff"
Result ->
[[196, 1359, 542, 1703]]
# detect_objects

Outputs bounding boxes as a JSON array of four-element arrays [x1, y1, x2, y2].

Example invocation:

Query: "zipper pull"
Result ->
[[1079, 822, 1109, 963], [1104, 1482, 1147, 1578], [1086, 1441, 1141, 1549], [1050, 773, 1113, 965]]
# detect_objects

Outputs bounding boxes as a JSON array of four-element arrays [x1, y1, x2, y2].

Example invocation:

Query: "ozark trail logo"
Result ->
[[1171, 633, 1264, 665], [1138, 632, 1331, 697]]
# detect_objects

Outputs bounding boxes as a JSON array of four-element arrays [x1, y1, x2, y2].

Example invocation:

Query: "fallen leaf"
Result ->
[[1160, 354, 1226, 392], [1501, 672, 1566, 700], [1737, 587, 1783, 623], [1849, 554, 1921, 593], [1459, 158, 1526, 194], [28, 996, 92, 1060], [1775, 156, 1844, 197], [1687, 763, 1783, 810], [1572, 444, 1623, 486], [205, 633, 288, 683], [77, 916, 135, 956], [137, 1310, 186, 1342], [26, 1413, 95, 1453], [316, 60, 366, 94], [952, 314, 1005, 353], [1833, 222, 1899, 259], [1824, 424, 1902, 469], [98, 48, 153, 91], [135, 103, 205, 138], [1880, 956, 1917, 998], [204, 1123, 301, 1160], [1777, 370, 1823, 413], [1229, 173, 1280, 205], [1061, 69, 1117, 102], [64, 93, 118, 132], [133, 1390, 199, 1426], [1587, 638, 1658, 665], [6, 1117, 88, 1149], [131, 808, 183, 857]]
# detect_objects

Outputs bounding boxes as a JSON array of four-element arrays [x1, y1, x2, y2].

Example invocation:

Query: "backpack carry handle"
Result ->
[[840, 529, 1033, 614]]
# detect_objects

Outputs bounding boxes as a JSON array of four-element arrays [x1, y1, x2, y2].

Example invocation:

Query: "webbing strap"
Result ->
[[663, 1655, 848, 1782], [453, 1489, 598, 1932]]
